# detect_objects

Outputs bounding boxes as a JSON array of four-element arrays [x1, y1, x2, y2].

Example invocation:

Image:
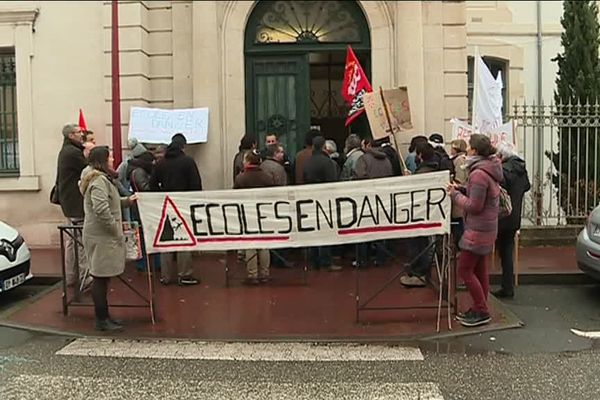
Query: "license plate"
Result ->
[[2, 273, 25, 291]]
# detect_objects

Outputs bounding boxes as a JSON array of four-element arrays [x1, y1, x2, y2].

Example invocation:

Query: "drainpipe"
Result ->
[[535, 0, 543, 224], [111, 0, 123, 166]]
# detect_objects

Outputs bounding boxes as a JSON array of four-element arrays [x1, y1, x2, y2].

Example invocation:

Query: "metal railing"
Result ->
[[0, 51, 18, 175], [511, 100, 600, 225]]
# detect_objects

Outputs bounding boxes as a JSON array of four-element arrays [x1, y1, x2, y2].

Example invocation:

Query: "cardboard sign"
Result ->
[[137, 171, 451, 253], [364, 87, 413, 140], [128, 107, 209, 144]]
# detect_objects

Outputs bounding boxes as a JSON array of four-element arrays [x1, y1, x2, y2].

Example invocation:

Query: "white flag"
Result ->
[[472, 54, 503, 134]]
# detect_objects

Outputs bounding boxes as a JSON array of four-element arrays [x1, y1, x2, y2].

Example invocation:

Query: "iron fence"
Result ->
[[510, 101, 600, 225], [0, 51, 18, 175]]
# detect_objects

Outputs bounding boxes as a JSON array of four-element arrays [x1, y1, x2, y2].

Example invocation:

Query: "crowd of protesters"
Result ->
[[54, 122, 529, 331]]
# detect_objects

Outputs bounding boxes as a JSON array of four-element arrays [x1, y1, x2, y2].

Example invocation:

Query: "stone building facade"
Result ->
[[0, 1, 565, 247]]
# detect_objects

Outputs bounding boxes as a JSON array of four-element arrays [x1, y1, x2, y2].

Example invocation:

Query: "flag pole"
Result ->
[[379, 86, 408, 174], [471, 46, 479, 130]]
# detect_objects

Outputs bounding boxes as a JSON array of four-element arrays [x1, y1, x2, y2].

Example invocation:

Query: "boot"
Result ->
[[95, 318, 124, 332]]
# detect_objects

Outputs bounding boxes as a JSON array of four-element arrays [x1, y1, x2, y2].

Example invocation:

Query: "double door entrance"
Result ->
[[243, 0, 371, 158], [245, 51, 370, 158]]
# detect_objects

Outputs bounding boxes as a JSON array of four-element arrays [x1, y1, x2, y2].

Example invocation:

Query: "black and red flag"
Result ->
[[341, 46, 372, 126]]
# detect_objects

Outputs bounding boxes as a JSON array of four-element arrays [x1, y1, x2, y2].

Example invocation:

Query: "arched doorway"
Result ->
[[244, 0, 371, 158]]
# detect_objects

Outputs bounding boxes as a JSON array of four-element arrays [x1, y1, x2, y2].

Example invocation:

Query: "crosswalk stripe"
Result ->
[[56, 338, 425, 361], [2, 375, 444, 400], [571, 328, 600, 338]]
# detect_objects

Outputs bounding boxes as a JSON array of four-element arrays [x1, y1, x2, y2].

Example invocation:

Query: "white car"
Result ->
[[0, 221, 32, 293]]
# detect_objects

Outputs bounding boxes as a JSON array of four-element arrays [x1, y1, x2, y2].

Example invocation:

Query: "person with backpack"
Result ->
[[429, 133, 455, 175], [127, 151, 160, 273], [448, 134, 503, 327], [493, 143, 531, 299]]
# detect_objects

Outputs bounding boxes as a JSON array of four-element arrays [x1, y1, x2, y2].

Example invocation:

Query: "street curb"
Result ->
[[489, 272, 592, 286], [0, 320, 83, 338], [419, 295, 524, 341], [26, 276, 62, 286]]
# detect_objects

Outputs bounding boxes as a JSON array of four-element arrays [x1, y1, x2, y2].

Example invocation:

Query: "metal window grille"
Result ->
[[0, 51, 18, 175]]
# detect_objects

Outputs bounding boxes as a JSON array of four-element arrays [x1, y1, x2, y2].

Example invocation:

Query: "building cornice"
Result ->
[[0, 8, 39, 25]]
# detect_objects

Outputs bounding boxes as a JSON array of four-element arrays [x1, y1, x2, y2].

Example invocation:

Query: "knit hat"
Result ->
[[429, 133, 445, 145], [131, 142, 147, 158], [170, 133, 187, 150]]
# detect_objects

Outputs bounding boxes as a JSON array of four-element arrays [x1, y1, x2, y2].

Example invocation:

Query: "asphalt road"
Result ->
[[1, 284, 600, 399]]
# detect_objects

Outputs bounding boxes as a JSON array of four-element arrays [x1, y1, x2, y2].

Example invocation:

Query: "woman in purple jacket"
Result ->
[[448, 134, 503, 327]]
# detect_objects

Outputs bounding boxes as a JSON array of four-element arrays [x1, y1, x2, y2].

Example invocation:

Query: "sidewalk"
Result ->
[[5, 249, 525, 340], [29, 246, 582, 279]]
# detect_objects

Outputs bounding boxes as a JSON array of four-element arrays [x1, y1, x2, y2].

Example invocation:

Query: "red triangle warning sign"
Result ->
[[153, 196, 197, 248]]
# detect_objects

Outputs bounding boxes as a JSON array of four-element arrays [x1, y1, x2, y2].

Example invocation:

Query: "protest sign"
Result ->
[[451, 118, 515, 148], [136, 171, 451, 253], [128, 107, 209, 144], [364, 87, 413, 140]]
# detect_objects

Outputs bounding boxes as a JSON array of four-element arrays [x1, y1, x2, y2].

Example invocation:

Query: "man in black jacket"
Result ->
[[303, 136, 341, 271], [150, 133, 202, 286], [493, 144, 531, 299], [56, 123, 90, 287], [429, 133, 455, 175]]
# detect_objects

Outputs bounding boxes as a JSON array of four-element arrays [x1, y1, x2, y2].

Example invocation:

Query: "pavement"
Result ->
[[2, 284, 600, 399]]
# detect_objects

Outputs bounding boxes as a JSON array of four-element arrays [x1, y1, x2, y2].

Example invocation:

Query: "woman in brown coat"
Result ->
[[80, 146, 136, 331]]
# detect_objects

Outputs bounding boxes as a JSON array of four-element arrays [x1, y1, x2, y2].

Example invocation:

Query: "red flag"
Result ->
[[341, 46, 372, 126], [78, 108, 88, 131]]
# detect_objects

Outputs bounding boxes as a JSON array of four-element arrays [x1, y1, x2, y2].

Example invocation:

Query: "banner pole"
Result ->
[[379, 87, 408, 173]]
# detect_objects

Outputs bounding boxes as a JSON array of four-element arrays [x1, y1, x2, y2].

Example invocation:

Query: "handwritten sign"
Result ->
[[364, 87, 413, 140], [128, 107, 209, 144], [451, 118, 515, 148]]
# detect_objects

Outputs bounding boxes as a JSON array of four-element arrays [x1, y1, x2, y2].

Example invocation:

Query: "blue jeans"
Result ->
[[309, 246, 331, 268]]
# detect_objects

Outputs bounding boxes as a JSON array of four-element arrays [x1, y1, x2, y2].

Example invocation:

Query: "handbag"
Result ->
[[497, 186, 513, 218], [50, 184, 60, 205], [123, 221, 143, 261], [480, 169, 513, 218]]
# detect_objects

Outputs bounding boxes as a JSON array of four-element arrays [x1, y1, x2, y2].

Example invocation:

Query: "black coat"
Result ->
[[150, 145, 202, 191], [303, 150, 339, 184], [434, 148, 455, 175], [380, 143, 403, 176], [57, 139, 87, 218], [499, 156, 531, 232]]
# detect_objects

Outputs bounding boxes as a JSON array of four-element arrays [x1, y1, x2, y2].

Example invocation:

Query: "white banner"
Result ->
[[137, 172, 451, 253], [472, 54, 503, 134], [451, 118, 515, 148], [128, 107, 209, 144]]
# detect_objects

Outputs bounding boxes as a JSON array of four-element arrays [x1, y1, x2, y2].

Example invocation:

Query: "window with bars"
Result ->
[[0, 49, 18, 175], [467, 56, 508, 121]]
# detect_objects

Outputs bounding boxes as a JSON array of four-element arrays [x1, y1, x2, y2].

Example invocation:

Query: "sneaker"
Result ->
[[328, 265, 343, 272], [178, 276, 200, 286], [160, 278, 173, 286], [258, 276, 271, 284], [459, 311, 491, 327], [243, 277, 260, 286], [492, 289, 514, 299], [400, 275, 426, 287], [95, 318, 124, 332], [455, 309, 474, 322]]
